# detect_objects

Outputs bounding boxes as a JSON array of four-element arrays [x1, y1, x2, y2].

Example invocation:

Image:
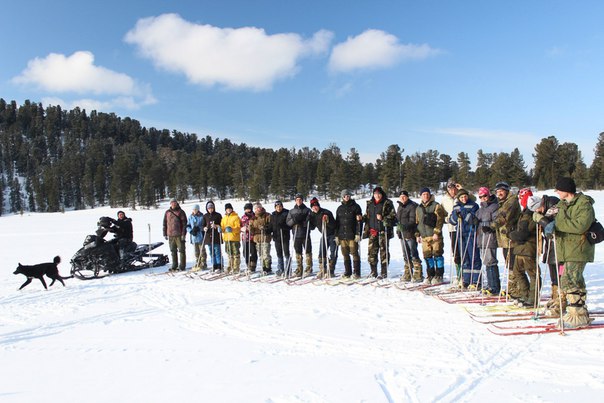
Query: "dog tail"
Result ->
[[54, 256, 61, 264]]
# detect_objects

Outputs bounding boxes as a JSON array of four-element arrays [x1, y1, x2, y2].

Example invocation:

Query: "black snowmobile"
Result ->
[[70, 216, 168, 280]]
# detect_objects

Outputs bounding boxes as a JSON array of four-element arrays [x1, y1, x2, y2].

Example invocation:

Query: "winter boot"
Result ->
[[294, 254, 303, 277], [401, 264, 412, 282], [343, 260, 353, 278], [558, 292, 593, 329], [328, 260, 336, 278], [353, 259, 361, 278], [316, 269, 326, 279], [318, 257, 324, 272], [276, 257, 284, 276], [412, 260, 424, 283], [369, 264, 378, 278], [547, 290, 567, 316], [486, 265, 501, 295], [380, 263, 388, 279], [431, 276, 444, 285], [546, 285, 559, 308], [304, 253, 313, 275]]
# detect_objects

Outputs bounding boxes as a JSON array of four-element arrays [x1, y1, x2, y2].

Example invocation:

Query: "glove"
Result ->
[[455, 210, 463, 219], [545, 207, 558, 217], [544, 221, 555, 238], [164, 236, 168, 240], [396, 230, 402, 239], [369, 228, 379, 237], [190, 226, 200, 236], [322, 215, 329, 222], [204, 227, 208, 232], [241, 226, 247, 233], [225, 226, 232, 233], [355, 235, 361, 243], [181, 235, 186, 241], [334, 237, 339, 245], [481, 226, 494, 234]]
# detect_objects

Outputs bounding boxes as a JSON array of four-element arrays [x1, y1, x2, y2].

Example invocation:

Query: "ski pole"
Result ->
[[552, 233, 565, 335], [302, 219, 311, 279]]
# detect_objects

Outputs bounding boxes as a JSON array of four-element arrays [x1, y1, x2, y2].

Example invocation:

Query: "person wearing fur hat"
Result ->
[[476, 187, 500, 294], [336, 189, 363, 279], [250, 203, 273, 274], [309, 197, 337, 279], [441, 180, 463, 283], [221, 203, 241, 274], [489, 181, 521, 298], [448, 189, 481, 288], [545, 177, 596, 329], [527, 194, 560, 310], [240, 202, 258, 273], [507, 188, 540, 307], [202, 201, 223, 272], [415, 188, 447, 284], [271, 200, 291, 277], [163, 198, 188, 271], [187, 204, 207, 271], [286, 193, 313, 276], [362, 186, 396, 279]]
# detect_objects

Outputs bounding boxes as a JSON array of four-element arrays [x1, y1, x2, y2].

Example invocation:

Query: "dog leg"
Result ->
[[39, 277, 48, 290], [19, 278, 33, 290]]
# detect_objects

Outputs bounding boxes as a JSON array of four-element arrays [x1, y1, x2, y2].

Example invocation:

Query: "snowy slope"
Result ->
[[1, 193, 603, 403]]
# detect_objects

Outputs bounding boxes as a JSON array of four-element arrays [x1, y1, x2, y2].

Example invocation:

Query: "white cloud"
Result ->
[[12, 51, 156, 109], [124, 13, 333, 91], [329, 29, 441, 73]]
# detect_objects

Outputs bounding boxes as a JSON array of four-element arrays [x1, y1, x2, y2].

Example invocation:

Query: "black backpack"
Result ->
[[585, 219, 604, 245]]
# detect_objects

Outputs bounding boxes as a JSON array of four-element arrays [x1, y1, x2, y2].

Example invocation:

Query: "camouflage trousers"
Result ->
[[256, 242, 272, 270], [339, 239, 360, 265], [367, 233, 390, 267], [559, 261, 587, 295], [193, 242, 207, 269], [420, 235, 444, 259], [224, 241, 241, 272]]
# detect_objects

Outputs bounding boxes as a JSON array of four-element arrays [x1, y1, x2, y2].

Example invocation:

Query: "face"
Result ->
[[555, 189, 572, 201], [295, 198, 303, 206], [400, 194, 409, 203], [374, 191, 383, 201], [421, 192, 430, 202], [225, 208, 232, 214], [459, 194, 469, 204], [118, 212, 125, 220], [275, 204, 283, 212], [343, 194, 351, 202], [495, 189, 508, 200], [312, 205, 320, 213], [447, 186, 457, 197], [478, 193, 489, 202], [255, 207, 262, 215], [170, 201, 177, 208]]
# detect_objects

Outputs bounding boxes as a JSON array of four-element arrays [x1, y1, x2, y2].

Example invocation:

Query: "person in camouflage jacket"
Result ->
[[363, 186, 396, 278], [415, 188, 446, 284], [250, 203, 273, 274]]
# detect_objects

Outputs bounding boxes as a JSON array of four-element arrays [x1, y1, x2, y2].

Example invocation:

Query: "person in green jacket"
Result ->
[[542, 177, 595, 329]]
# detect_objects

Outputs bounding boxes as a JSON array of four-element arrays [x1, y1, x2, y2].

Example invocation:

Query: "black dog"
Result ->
[[13, 256, 72, 290]]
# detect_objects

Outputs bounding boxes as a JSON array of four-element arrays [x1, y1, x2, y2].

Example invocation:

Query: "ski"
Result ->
[[488, 322, 604, 336], [285, 275, 317, 286]]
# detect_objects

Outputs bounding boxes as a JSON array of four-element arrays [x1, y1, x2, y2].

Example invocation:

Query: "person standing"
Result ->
[[335, 189, 363, 279], [309, 197, 337, 279], [271, 200, 291, 277], [363, 186, 396, 279], [163, 198, 187, 272], [221, 203, 241, 275], [415, 188, 446, 284], [441, 180, 462, 284], [476, 187, 500, 295], [240, 203, 258, 273], [250, 202, 273, 274], [286, 194, 313, 276], [448, 189, 481, 288], [545, 177, 595, 329], [396, 190, 422, 282], [202, 201, 223, 272], [489, 181, 521, 298], [187, 205, 207, 271]]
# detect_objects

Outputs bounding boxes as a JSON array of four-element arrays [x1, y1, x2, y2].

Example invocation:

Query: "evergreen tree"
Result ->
[[590, 132, 604, 188]]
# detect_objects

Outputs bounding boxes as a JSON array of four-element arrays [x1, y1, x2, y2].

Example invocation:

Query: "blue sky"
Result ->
[[1, 1, 602, 166]]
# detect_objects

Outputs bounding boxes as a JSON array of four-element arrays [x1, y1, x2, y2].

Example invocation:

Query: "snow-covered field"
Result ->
[[1, 193, 603, 403]]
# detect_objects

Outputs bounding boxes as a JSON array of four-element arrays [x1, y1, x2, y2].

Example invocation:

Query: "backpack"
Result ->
[[585, 219, 604, 245]]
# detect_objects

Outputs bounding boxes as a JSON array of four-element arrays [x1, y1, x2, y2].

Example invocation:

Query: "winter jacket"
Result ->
[[335, 199, 362, 240], [490, 191, 520, 248], [202, 206, 223, 246], [441, 192, 457, 233], [309, 208, 336, 236], [250, 209, 272, 244], [221, 211, 241, 242], [286, 203, 311, 239], [111, 217, 133, 241], [508, 209, 537, 257], [476, 195, 499, 249], [240, 212, 255, 242], [396, 199, 418, 239], [448, 199, 480, 237], [415, 195, 446, 237], [271, 208, 291, 242], [187, 211, 204, 244], [163, 205, 187, 238], [554, 193, 595, 263], [363, 189, 396, 239]]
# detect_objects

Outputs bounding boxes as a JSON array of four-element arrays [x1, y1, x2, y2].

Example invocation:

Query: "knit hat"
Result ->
[[478, 187, 490, 197], [420, 187, 431, 195], [294, 193, 304, 200], [494, 181, 510, 192], [341, 189, 352, 198], [555, 177, 576, 193], [206, 201, 215, 210], [117, 210, 125, 217], [456, 189, 469, 199], [170, 197, 177, 203], [399, 190, 409, 197], [518, 188, 533, 209], [526, 195, 542, 212], [244, 202, 253, 211], [446, 180, 457, 189], [274, 200, 283, 207], [310, 197, 320, 208], [193, 204, 200, 211], [224, 203, 233, 211], [254, 202, 263, 210]]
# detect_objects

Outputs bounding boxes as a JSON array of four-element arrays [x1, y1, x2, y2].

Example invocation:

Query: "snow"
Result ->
[[1, 192, 604, 402]]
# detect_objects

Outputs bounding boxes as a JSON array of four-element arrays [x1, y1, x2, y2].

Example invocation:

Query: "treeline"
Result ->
[[1, 98, 603, 214]]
